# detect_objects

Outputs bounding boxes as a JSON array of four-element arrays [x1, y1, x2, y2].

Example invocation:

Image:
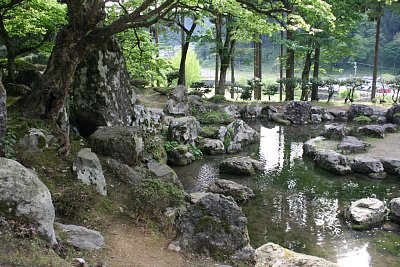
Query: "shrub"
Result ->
[[201, 125, 220, 138], [354, 115, 372, 124], [339, 89, 360, 100], [189, 144, 203, 160], [196, 111, 233, 124], [164, 141, 179, 152], [53, 182, 98, 221], [209, 95, 226, 103], [0, 128, 17, 159], [129, 179, 185, 222]]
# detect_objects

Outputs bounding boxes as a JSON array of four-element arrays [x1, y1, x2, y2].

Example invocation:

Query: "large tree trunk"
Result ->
[[178, 41, 190, 86], [254, 41, 262, 100], [218, 63, 229, 96], [6, 54, 16, 83], [285, 36, 295, 101], [371, 16, 381, 101], [300, 50, 312, 101], [311, 45, 320, 101], [230, 44, 235, 99]]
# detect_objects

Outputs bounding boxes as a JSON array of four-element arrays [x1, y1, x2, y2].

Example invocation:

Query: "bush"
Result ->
[[189, 144, 203, 160], [354, 115, 372, 124], [0, 128, 17, 159], [53, 182, 98, 221], [201, 125, 220, 138], [339, 89, 360, 100], [196, 111, 233, 124], [209, 95, 226, 103], [164, 141, 179, 152], [129, 179, 185, 222]]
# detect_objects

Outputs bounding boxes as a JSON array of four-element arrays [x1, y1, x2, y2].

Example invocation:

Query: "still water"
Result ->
[[173, 122, 400, 267]]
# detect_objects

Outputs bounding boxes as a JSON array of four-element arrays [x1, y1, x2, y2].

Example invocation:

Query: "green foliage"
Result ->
[[209, 95, 226, 103], [339, 89, 360, 100], [170, 48, 201, 87], [354, 115, 372, 124], [0, 128, 17, 159], [53, 182, 98, 221], [129, 179, 185, 221], [166, 71, 179, 86], [0, 58, 35, 73], [164, 141, 179, 152], [196, 111, 233, 125], [189, 144, 203, 160], [393, 112, 400, 118], [240, 86, 253, 100], [262, 83, 278, 98], [201, 125, 220, 138]]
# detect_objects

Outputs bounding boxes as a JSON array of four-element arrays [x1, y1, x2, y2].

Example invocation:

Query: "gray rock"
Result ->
[[0, 158, 56, 244], [376, 116, 387, 124], [199, 138, 225, 155], [189, 192, 213, 204], [284, 101, 311, 124], [240, 103, 262, 119], [55, 223, 104, 250], [382, 123, 397, 133], [381, 158, 400, 176], [71, 38, 138, 136], [323, 124, 349, 140], [259, 105, 277, 120], [337, 136, 368, 154], [19, 128, 48, 153], [73, 148, 107, 195], [207, 179, 255, 202], [310, 114, 322, 124], [303, 136, 325, 158], [0, 79, 6, 138], [255, 242, 339, 267], [165, 85, 191, 116], [167, 116, 201, 146], [231, 245, 256, 266], [147, 160, 182, 188], [347, 104, 374, 120], [168, 145, 195, 166], [270, 113, 291, 125], [89, 126, 144, 166], [386, 104, 400, 124], [357, 125, 385, 138], [224, 104, 240, 118], [311, 106, 334, 121], [132, 105, 165, 135], [222, 120, 259, 153], [349, 157, 384, 174], [344, 198, 386, 230], [389, 198, 400, 222], [368, 172, 387, 180], [328, 109, 347, 121], [172, 194, 253, 260], [105, 158, 143, 185], [314, 150, 352, 175], [219, 156, 263, 176]]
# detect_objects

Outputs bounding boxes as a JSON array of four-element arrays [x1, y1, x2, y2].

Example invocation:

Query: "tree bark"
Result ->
[[254, 41, 262, 100], [230, 44, 235, 99], [177, 20, 197, 86], [300, 50, 312, 101], [371, 16, 381, 101], [285, 30, 295, 101], [311, 45, 320, 101]]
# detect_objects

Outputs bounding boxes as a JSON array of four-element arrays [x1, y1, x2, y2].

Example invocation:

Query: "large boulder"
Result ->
[[18, 128, 49, 153], [207, 179, 254, 202], [0, 158, 56, 244], [240, 103, 262, 119], [344, 198, 386, 230], [347, 104, 374, 120], [15, 68, 42, 89], [328, 109, 347, 121], [314, 150, 352, 175], [171, 194, 255, 263], [284, 101, 311, 124], [220, 120, 259, 153], [105, 158, 143, 185], [259, 105, 278, 120], [389, 198, 400, 222], [303, 137, 325, 158], [0, 79, 6, 138], [224, 104, 240, 118], [147, 160, 183, 188], [337, 136, 368, 154], [89, 126, 144, 166], [71, 38, 138, 136], [311, 106, 334, 121], [73, 148, 107, 195], [323, 124, 349, 140], [165, 85, 191, 116], [349, 157, 384, 174], [55, 223, 104, 250], [167, 116, 201, 146], [381, 158, 400, 176], [255, 242, 339, 267], [132, 105, 165, 135], [219, 156, 263, 176], [382, 123, 397, 133], [199, 138, 225, 155], [357, 125, 385, 138], [386, 104, 400, 124], [168, 144, 195, 166]]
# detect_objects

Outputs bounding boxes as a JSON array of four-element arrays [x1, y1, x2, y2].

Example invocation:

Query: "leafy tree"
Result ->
[[170, 47, 201, 87], [0, 0, 66, 83], [262, 83, 278, 101]]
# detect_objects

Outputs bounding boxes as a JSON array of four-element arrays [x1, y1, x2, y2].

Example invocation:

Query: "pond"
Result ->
[[173, 122, 400, 267]]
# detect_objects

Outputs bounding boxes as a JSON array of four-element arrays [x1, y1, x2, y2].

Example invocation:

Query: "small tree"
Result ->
[[262, 83, 278, 101], [341, 78, 363, 104], [391, 76, 400, 104], [277, 77, 300, 101], [379, 73, 395, 103], [323, 78, 340, 103], [241, 77, 263, 100]]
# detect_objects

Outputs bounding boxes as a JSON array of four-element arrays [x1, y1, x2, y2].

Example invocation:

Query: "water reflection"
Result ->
[[174, 124, 400, 266]]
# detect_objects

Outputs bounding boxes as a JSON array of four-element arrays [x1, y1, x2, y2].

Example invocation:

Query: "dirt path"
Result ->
[[104, 222, 218, 267]]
